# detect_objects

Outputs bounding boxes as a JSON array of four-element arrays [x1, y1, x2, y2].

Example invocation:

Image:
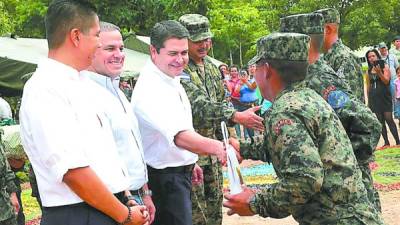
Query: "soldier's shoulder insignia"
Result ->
[[322, 85, 337, 100], [273, 119, 293, 135], [180, 72, 191, 81], [327, 90, 349, 109]]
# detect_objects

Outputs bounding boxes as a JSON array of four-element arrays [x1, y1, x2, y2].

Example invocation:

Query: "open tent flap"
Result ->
[[0, 57, 36, 96]]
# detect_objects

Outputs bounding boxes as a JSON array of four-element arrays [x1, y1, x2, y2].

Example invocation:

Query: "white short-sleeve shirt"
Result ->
[[20, 58, 129, 207], [0, 97, 12, 120], [82, 71, 148, 191], [131, 60, 198, 169]]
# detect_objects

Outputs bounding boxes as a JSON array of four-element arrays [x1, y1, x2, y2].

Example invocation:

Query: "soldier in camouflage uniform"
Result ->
[[178, 14, 264, 225], [223, 32, 384, 225], [279, 12, 382, 212], [0, 131, 18, 225], [314, 8, 365, 103]]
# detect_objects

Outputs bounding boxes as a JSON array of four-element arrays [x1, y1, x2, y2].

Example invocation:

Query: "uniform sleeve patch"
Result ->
[[273, 119, 293, 135], [327, 90, 349, 109], [180, 72, 191, 81], [322, 85, 337, 100]]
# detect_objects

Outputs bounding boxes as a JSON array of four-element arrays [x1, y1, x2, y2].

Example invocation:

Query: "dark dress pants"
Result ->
[[148, 165, 193, 225]]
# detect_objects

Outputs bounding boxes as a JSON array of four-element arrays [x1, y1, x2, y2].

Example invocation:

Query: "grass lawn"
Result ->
[[372, 148, 400, 185], [21, 189, 41, 222]]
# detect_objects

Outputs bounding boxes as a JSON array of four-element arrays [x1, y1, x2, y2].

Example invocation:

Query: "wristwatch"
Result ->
[[142, 189, 152, 197], [249, 194, 258, 214]]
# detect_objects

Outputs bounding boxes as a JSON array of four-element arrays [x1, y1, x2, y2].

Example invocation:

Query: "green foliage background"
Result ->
[[1, 0, 399, 66]]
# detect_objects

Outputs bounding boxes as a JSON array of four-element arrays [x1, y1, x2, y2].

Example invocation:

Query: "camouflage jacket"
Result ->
[[305, 57, 381, 163], [181, 56, 235, 136], [243, 83, 383, 224], [181, 57, 236, 166], [0, 132, 18, 221], [324, 39, 365, 102]]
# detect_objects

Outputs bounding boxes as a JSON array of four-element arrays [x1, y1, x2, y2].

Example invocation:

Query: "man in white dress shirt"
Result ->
[[131, 20, 227, 225], [19, 1, 148, 225], [0, 96, 12, 121], [81, 21, 156, 224]]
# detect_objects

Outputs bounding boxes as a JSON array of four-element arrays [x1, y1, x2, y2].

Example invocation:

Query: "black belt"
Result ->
[[43, 191, 125, 210], [147, 164, 194, 174]]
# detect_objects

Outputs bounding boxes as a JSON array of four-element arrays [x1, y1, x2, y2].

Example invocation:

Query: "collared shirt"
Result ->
[[0, 97, 12, 120], [382, 53, 399, 80], [389, 47, 400, 62], [82, 70, 148, 191], [20, 58, 129, 207], [131, 60, 198, 169]]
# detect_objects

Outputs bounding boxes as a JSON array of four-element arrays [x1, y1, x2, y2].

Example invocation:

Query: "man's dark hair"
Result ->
[[218, 64, 228, 79], [265, 59, 308, 84], [45, 0, 97, 49], [309, 34, 324, 53], [150, 20, 190, 53], [229, 64, 239, 71], [365, 49, 382, 72]]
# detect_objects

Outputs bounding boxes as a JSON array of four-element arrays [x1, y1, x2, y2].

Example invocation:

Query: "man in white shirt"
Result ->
[[81, 21, 156, 224], [389, 35, 400, 61], [378, 42, 399, 96], [19, 1, 148, 225], [131, 20, 227, 225], [0, 96, 12, 120]]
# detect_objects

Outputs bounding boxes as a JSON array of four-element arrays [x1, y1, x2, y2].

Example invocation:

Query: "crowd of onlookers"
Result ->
[[218, 63, 271, 143], [365, 36, 400, 148]]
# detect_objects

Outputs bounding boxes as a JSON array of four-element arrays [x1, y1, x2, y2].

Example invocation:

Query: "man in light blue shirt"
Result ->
[[81, 21, 155, 224], [379, 42, 399, 96]]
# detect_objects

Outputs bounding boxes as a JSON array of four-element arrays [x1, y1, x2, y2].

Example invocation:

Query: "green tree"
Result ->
[[2, 0, 48, 38], [208, 0, 268, 66], [0, 1, 14, 35]]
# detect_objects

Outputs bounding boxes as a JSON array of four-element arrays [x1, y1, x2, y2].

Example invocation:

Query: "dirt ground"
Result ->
[[222, 190, 400, 225]]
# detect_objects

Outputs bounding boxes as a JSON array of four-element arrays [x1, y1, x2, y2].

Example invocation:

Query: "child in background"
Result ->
[[394, 67, 400, 121]]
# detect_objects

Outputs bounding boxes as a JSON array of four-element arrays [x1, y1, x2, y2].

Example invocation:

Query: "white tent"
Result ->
[[0, 37, 150, 74]]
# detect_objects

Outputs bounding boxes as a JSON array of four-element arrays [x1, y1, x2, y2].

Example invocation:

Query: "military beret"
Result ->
[[393, 35, 400, 41], [179, 14, 213, 42], [248, 32, 310, 65], [314, 8, 340, 24], [280, 13, 324, 34]]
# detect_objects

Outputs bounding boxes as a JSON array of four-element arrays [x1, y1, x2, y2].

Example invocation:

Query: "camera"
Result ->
[[373, 59, 385, 69]]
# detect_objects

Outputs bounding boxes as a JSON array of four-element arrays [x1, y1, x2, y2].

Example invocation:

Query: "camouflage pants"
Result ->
[[0, 217, 17, 225], [192, 156, 223, 225], [359, 161, 381, 212]]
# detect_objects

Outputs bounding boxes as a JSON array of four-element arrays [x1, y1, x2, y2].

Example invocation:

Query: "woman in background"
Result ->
[[366, 49, 400, 148]]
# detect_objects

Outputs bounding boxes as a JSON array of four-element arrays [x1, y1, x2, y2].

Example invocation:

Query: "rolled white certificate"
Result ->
[[226, 144, 243, 194]]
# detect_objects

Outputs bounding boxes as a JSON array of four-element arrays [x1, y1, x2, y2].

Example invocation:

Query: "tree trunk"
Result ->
[[239, 41, 243, 67], [230, 49, 233, 66]]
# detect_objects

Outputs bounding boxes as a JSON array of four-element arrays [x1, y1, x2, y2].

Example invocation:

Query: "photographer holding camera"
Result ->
[[366, 49, 400, 148]]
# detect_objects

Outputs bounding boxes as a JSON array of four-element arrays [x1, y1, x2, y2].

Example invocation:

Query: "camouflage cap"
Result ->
[[314, 8, 340, 24], [280, 13, 324, 34], [179, 14, 213, 42], [249, 32, 310, 65]]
